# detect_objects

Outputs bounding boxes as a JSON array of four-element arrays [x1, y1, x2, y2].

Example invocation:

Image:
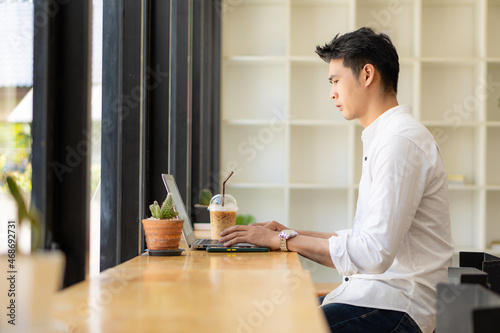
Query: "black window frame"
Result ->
[[32, 0, 221, 284], [100, 0, 221, 271], [32, 0, 92, 287]]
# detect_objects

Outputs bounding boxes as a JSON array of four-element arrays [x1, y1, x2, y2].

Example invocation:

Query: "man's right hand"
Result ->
[[250, 220, 288, 232]]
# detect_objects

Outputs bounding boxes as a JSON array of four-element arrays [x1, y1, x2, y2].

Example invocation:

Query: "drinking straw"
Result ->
[[222, 171, 234, 207]]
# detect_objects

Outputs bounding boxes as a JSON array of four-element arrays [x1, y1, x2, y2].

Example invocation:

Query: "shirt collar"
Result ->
[[361, 104, 413, 144]]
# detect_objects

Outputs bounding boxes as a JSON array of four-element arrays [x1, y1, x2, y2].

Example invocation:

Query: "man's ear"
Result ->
[[361, 64, 375, 87]]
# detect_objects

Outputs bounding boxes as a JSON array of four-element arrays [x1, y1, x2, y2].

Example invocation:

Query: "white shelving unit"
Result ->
[[221, 0, 500, 283]]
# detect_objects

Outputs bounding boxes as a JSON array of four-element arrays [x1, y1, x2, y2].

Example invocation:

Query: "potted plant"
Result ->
[[142, 193, 184, 251], [236, 214, 257, 226], [1, 175, 65, 330], [5, 175, 41, 251], [193, 188, 212, 224]]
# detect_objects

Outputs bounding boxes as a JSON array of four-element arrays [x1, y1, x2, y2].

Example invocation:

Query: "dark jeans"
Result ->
[[318, 296, 422, 333]]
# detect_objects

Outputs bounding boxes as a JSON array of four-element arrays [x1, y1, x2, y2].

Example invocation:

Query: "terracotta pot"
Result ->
[[142, 218, 184, 250]]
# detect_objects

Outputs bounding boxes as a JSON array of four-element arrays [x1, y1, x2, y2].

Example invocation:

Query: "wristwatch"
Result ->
[[279, 230, 298, 251]]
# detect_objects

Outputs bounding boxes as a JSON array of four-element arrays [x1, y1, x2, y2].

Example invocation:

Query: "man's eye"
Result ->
[[334, 80, 339, 84]]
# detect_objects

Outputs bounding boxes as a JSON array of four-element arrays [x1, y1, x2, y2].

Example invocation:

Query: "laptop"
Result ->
[[161, 174, 263, 250]]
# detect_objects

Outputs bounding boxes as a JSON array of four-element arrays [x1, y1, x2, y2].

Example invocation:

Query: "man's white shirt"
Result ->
[[323, 105, 454, 333]]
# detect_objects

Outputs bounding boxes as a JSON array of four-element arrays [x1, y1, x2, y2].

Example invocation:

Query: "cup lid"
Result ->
[[208, 194, 238, 211]]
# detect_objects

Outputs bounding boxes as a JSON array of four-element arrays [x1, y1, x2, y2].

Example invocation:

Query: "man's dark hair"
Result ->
[[316, 27, 399, 95]]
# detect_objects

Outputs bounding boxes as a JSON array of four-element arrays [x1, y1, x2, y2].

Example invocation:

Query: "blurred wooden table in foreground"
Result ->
[[48, 231, 330, 333]]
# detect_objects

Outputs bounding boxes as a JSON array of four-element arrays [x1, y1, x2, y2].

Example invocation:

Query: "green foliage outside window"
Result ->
[[0, 122, 32, 193]]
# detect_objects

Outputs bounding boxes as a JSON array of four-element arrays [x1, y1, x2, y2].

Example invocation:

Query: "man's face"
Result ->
[[328, 59, 367, 122]]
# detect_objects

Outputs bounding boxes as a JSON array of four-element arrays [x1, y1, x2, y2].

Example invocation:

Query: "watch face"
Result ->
[[280, 230, 298, 239]]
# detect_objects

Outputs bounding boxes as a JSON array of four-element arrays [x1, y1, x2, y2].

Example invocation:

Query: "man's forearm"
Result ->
[[297, 230, 338, 239], [286, 235, 336, 268]]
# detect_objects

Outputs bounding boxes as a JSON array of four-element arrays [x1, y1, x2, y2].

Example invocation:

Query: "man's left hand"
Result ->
[[219, 225, 281, 250]]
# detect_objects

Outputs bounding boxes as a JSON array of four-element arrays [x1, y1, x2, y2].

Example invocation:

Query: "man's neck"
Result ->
[[359, 94, 399, 128]]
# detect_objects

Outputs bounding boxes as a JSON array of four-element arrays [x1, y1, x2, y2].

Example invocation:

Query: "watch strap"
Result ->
[[279, 230, 298, 252], [280, 236, 288, 251]]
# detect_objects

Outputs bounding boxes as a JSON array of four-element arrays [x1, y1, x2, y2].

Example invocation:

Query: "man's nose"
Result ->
[[330, 87, 337, 100]]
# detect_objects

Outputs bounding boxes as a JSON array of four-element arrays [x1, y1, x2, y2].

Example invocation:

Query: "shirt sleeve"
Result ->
[[329, 231, 360, 276], [335, 229, 352, 237], [329, 135, 433, 276]]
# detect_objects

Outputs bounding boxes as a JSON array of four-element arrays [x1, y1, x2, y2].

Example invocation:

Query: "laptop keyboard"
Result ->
[[196, 239, 222, 245]]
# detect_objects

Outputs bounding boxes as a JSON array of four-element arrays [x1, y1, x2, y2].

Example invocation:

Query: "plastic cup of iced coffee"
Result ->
[[208, 194, 238, 240]]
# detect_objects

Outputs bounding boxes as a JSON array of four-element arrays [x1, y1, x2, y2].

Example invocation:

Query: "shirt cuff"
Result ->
[[329, 233, 360, 276], [335, 229, 352, 237]]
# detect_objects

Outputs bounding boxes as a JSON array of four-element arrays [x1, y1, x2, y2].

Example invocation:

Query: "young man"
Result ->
[[219, 27, 454, 333]]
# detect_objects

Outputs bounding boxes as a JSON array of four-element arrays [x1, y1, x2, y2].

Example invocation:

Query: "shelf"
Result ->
[[290, 56, 325, 63], [354, 125, 364, 184], [221, 0, 500, 278], [289, 188, 349, 232], [420, 57, 482, 64], [486, 191, 500, 249], [222, 1, 287, 57], [221, 124, 286, 184], [290, 62, 345, 122], [422, 121, 482, 127], [292, 0, 350, 5], [223, 119, 283, 126], [398, 62, 415, 107], [227, 183, 285, 189], [453, 247, 500, 256], [289, 125, 349, 185], [288, 119, 347, 126], [226, 0, 287, 4], [421, 0, 477, 4], [223, 56, 287, 63], [289, 183, 350, 190], [449, 190, 481, 249], [488, 0, 500, 58], [356, 0, 415, 58], [426, 126, 480, 186], [486, 63, 500, 121], [448, 185, 482, 191], [227, 187, 286, 224], [485, 186, 500, 191], [421, 63, 480, 122], [222, 61, 286, 120], [421, 1, 480, 58], [486, 127, 500, 185], [290, 1, 350, 57]]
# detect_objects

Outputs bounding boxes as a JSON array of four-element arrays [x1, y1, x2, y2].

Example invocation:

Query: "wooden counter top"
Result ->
[[48, 234, 329, 333]]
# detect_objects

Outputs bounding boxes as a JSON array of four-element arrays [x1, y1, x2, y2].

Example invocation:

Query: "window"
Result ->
[[0, 0, 33, 254], [89, 0, 103, 278], [26, 0, 221, 286]]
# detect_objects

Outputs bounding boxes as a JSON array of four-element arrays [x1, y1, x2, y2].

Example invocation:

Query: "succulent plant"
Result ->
[[199, 188, 212, 206], [149, 193, 179, 219]]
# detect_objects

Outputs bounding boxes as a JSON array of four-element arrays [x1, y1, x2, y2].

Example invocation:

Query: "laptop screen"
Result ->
[[161, 174, 196, 247]]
